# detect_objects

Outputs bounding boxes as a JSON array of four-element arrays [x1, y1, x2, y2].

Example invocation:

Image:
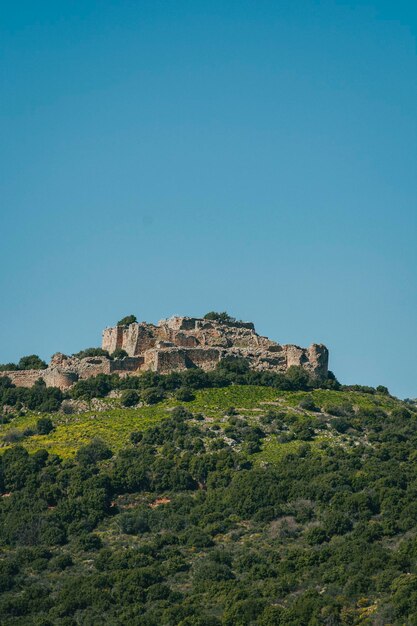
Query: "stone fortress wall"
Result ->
[[1, 315, 329, 389], [102, 316, 328, 377]]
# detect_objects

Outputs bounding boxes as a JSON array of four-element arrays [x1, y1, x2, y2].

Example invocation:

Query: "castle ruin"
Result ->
[[1, 315, 329, 389]]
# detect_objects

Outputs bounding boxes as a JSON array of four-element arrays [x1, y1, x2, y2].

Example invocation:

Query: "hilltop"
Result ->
[[0, 320, 417, 624], [0, 311, 328, 390]]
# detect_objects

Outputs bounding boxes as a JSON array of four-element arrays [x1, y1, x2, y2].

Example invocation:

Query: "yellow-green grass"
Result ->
[[0, 386, 400, 459], [276, 389, 398, 412], [0, 406, 171, 458], [253, 433, 332, 465], [0, 386, 277, 458], [183, 385, 279, 417]]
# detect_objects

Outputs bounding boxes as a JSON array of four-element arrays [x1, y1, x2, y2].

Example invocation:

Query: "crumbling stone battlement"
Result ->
[[102, 315, 329, 379], [0, 315, 329, 389]]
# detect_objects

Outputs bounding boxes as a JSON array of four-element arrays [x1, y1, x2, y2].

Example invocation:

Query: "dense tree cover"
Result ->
[[0, 377, 63, 414], [0, 392, 417, 624]]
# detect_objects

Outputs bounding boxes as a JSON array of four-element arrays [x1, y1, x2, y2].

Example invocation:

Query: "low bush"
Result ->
[[117, 315, 137, 326], [36, 417, 54, 435], [203, 311, 236, 323], [121, 389, 140, 407], [299, 396, 319, 412], [72, 347, 110, 359], [175, 387, 195, 402], [130, 431, 143, 445], [111, 348, 128, 359], [142, 387, 164, 405], [76, 438, 113, 466]]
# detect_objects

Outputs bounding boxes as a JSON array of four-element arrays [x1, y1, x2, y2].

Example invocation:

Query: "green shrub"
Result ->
[[305, 526, 328, 545], [323, 511, 353, 537], [36, 417, 54, 435], [71, 374, 113, 399], [117, 315, 137, 326], [203, 311, 236, 323], [223, 598, 266, 626], [171, 406, 193, 420], [0, 363, 18, 372], [320, 370, 341, 390], [285, 366, 311, 391], [120, 511, 150, 534], [121, 389, 140, 407], [1, 380, 417, 624], [18, 355, 47, 370], [0, 376, 14, 389], [343, 384, 375, 394], [72, 347, 110, 359], [325, 402, 354, 417], [76, 438, 113, 466], [392, 407, 412, 420], [193, 560, 234, 585], [333, 417, 350, 433], [50, 554, 73, 571], [299, 396, 319, 411], [292, 422, 315, 441], [130, 431, 143, 445], [217, 356, 250, 375], [3, 429, 25, 444], [111, 348, 128, 359], [77, 533, 102, 551], [175, 387, 195, 402], [185, 529, 214, 549], [142, 387, 164, 405]]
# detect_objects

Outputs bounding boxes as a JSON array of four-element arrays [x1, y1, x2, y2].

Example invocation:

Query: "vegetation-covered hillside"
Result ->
[[0, 364, 417, 625]]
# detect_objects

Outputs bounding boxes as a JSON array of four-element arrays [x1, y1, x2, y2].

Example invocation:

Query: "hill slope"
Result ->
[[1, 379, 417, 625]]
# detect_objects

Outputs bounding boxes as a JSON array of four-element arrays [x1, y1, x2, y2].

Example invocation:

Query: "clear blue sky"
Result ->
[[1, 1, 416, 398]]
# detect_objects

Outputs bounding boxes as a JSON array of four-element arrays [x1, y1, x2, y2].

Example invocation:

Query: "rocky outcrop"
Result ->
[[0, 315, 328, 389]]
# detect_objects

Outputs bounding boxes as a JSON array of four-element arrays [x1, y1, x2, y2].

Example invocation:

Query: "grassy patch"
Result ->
[[253, 434, 329, 465], [0, 386, 401, 459], [274, 389, 397, 413], [185, 385, 278, 417], [0, 405, 171, 458]]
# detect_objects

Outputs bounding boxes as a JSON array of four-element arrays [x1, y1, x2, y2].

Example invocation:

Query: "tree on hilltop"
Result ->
[[203, 311, 236, 323], [73, 348, 110, 359], [18, 355, 47, 370], [0, 355, 47, 371], [0, 363, 18, 372], [117, 315, 137, 326]]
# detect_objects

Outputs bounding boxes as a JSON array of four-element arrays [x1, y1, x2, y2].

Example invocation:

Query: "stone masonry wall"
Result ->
[[1, 370, 47, 388], [101, 315, 329, 380], [0, 315, 329, 390]]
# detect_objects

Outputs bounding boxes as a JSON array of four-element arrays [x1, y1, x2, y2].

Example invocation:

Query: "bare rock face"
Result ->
[[0, 316, 329, 389]]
